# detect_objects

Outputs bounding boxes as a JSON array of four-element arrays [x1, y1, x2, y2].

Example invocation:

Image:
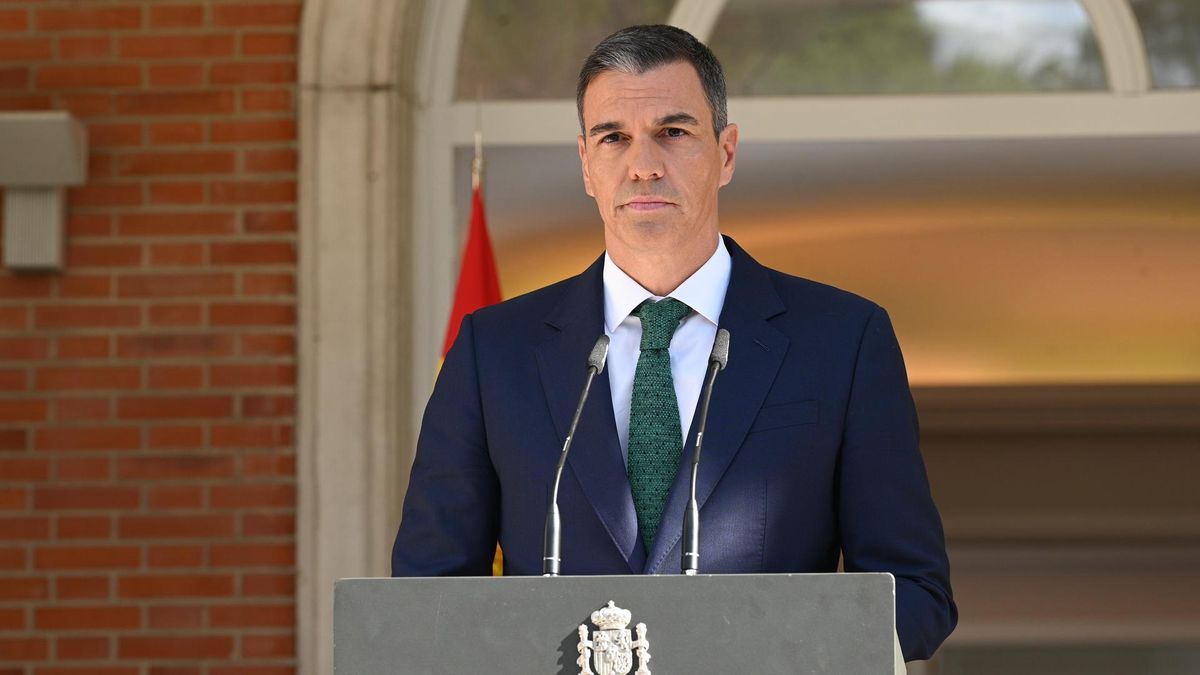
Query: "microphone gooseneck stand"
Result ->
[[682, 328, 730, 575]]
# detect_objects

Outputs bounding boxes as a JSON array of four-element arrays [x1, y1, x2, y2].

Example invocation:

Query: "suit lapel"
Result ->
[[535, 255, 641, 572], [644, 237, 789, 574]]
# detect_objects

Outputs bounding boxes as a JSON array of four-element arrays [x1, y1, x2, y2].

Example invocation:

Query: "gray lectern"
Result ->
[[335, 573, 895, 674]]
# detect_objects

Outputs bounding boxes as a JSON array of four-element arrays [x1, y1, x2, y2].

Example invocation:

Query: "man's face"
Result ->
[[578, 61, 738, 257]]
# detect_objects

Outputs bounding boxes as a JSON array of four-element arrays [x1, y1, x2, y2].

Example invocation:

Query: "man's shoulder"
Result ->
[[468, 273, 582, 334], [758, 261, 882, 322]]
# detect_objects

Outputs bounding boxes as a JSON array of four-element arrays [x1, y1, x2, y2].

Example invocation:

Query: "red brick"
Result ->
[[149, 181, 205, 204], [147, 544, 203, 568], [211, 242, 294, 266], [209, 667, 293, 675], [211, 118, 295, 142], [55, 576, 110, 600], [34, 546, 139, 571], [36, 305, 139, 329], [210, 303, 294, 326], [36, 606, 139, 630], [0, 606, 23, 630], [55, 457, 112, 481], [117, 151, 234, 176], [0, 306, 29, 330], [118, 394, 233, 419], [120, 574, 234, 598], [242, 573, 293, 597], [119, 635, 232, 660], [241, 89, 292, 113], [67, 213, 113, 237], [245, 148, 296, 173], [211, 542, 292, 568], [37, 7, 142, 31], [240, 334, 294, 356], [57, 336, 110, 359], [119, 273, 234, 298], [210, 424, 290, 449], [0, 637, 47, 661], [35, 427, 139, 451], [148, 365, 203, 389], [149, 243, 204, 267], [147, 485, 204, 510], [38, 668, 139, 675], [209, 603, 293, 628], [0, 37, 51, 61], [151, 5, 206, 28], [241, 395, 294, 418], [0, 487, 28, 509], [149, 121, 204, 145], [214, 4, 300, 27], [0, 66, 29, 89], [0, 458, 49, 481], [120, 34, 234, 59], [242, 453, 295, 477], [118, 211, 235, 236], [66, 243, 142, 267], [243, 210, 295, 233], [119, 455, 234, 481], [0, 336, 50, 360], [148, 604, 204, 629], [59, 35, 112, 60], [37, 65, 141, 89], [0, 9, 28, 32], [56, 636, 109, 660], [0, 94, 52, 110], [211, 364, 293, 388], [0, 577, 47, 600], [0, 546, 25, 569], [211, 181, 295, 204], [58, 92, 114, 116], [149, 303, 204, 327], [241, 513, 294, 537], [148, 426, 203, 449], [148, 63, 204, 87], [36, 366, 140, 391], [210, 484, 293, 509], [242, 31, 297, 56], [117, 334, 234, 358], [34, 487, 139, 510], [241, 633, 294, 659], [119, 515, 233, 539], [0, 429, 27, 451], [54, 397, 111, 422], [0, 276, 51, 298], [0, 517, 49, 539], [57, 275, 112, 298], [68, 185, 141, 209], [0, 368, 26, 391], [115, 91, 235, 116], [87, 123, 140, 148], [0, 399, 46, 422], [56, 516, 112, 539]]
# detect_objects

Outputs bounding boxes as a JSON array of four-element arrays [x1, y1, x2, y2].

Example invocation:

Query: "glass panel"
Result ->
[[1131, 0, 1200, 88], [709, 0, 1107, 95], [455, 0, 675, 100]]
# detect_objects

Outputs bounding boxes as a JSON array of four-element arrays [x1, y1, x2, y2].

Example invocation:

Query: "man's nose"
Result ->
[[627, 137, 664, 181]]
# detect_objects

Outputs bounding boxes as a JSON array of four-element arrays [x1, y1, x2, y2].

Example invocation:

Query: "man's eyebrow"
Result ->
[[588, 121, 623, 137], [657, 112, 700, 127]]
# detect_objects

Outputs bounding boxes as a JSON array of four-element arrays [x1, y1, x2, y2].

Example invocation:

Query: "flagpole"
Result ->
[[472, 82, 484, 190]]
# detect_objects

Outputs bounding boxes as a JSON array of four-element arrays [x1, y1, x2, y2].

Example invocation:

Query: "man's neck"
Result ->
[[607, 235, 720, 297]]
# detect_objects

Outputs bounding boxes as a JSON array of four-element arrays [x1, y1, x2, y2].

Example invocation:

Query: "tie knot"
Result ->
[[634, 298, 691, 351]]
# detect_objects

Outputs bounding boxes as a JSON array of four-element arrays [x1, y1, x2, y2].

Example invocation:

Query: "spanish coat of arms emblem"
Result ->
[[576, 601, 651, 675]]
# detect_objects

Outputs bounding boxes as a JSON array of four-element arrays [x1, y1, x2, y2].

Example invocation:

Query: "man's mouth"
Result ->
[[621, 197, 674, 211]]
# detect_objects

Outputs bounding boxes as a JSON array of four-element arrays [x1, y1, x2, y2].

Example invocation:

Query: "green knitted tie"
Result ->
[[627, 297, 692, 551]]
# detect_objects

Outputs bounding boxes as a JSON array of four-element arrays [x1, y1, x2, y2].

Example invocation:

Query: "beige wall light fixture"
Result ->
[[0, 111, 87, 271]]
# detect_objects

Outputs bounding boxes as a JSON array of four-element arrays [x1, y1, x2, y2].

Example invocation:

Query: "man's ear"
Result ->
[[718, 123, 738, 188], [577, 134, 594, 197]]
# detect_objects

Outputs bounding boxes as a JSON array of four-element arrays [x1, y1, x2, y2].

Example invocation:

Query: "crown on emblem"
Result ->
[[590, 601, 631, 631]]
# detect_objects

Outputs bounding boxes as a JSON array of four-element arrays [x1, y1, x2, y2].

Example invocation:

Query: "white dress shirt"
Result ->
[[603, 236, 732, 461]]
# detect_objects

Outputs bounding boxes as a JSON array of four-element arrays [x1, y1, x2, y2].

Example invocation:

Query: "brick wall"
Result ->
[[0, 2, 301, 673]]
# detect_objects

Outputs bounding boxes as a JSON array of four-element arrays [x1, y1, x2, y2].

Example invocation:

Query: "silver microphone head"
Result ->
[[710, 328, 730, 371], [587, 335, 610, 373]]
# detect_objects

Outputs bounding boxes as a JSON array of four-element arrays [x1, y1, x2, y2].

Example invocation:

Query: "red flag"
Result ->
[[442, 184, 501, 356]]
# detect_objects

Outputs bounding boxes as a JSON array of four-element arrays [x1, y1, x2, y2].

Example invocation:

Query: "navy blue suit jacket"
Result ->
[[393, 236, 956, 660]]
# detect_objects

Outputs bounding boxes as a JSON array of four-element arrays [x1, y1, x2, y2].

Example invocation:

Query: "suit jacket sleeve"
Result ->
[[392, 314, 500, 576], [838, 306, 957, 661]]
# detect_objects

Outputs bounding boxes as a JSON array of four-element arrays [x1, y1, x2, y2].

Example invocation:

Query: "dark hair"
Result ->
[[577, 24, 728, 138]]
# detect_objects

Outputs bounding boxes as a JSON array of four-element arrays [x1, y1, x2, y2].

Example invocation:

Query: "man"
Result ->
[[393, 25, 956, 661]]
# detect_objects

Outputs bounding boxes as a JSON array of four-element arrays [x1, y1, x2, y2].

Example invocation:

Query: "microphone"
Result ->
[[682, 328, 730, 576], [543, 335, 610, 577]]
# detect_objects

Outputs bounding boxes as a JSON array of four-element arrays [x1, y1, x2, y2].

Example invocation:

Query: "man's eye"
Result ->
[[663, 128, 686, 138], [600, 133, 621, 144]]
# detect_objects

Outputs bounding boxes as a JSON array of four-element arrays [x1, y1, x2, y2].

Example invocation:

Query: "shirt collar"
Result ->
[[603, 235, 731, 333]]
